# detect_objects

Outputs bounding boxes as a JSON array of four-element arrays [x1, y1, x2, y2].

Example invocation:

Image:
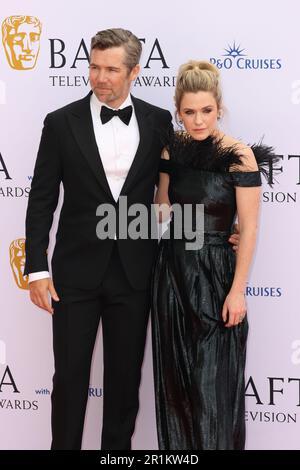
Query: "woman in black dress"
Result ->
[[152, 60, 274, 450]]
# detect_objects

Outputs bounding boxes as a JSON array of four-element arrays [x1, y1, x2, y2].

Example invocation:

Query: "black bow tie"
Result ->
[[100, 105, 133, 125]]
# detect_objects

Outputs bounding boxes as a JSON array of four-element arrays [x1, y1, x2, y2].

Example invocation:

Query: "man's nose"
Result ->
[[97, 70, 108, 82]]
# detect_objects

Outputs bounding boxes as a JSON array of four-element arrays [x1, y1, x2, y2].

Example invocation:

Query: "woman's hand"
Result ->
[[222, 290, 246, 327]]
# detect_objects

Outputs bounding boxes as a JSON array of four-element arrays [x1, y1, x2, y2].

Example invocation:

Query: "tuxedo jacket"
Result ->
[[24, 92, 172, 290]]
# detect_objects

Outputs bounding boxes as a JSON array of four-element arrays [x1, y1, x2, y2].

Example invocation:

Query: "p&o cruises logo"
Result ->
[[210, 41, 282, 70]]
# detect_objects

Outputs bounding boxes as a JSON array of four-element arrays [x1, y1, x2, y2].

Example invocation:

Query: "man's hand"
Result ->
[[29, 278, 59, 314], [228, 223, 240, 252]]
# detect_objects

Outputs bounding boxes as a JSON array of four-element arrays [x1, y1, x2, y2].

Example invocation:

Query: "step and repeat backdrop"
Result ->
[[0, 0, 299, 450]]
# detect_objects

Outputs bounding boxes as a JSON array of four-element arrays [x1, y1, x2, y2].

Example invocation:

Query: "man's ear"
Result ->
[[130, 64, 140, 81]]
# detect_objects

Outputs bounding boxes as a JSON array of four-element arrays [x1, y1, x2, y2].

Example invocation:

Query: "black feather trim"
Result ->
[[164, 132, 279, 186]]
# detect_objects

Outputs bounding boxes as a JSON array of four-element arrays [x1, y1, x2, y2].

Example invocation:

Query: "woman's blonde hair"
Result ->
[[174, 60, 222, 111]]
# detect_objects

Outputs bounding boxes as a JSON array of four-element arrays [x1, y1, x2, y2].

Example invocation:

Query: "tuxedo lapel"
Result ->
[[67, 92, 115, 202], [120, 95, 154, 196]]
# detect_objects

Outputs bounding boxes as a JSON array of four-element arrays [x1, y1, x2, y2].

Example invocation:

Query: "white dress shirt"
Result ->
[[91, 92, 139, 201], [29, 92, 140, 283]]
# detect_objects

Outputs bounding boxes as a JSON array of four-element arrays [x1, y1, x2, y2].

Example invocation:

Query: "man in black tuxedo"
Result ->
[[24, 28, 172, 450]]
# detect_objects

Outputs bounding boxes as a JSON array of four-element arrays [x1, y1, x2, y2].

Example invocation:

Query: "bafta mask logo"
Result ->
[[9, 238, 29, 290], [2, 16, 42, 70]]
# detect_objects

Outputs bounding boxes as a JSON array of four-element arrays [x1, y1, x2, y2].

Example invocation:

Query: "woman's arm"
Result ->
[[222, 147, 261, 327], [154, 149, 172, 223]]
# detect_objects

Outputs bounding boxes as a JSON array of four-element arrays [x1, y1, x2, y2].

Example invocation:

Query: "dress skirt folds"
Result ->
[[152, 232, 248, 450]]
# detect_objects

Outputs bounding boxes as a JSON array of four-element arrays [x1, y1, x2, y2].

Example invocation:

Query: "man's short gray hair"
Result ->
[[91, 28, 142, 71]]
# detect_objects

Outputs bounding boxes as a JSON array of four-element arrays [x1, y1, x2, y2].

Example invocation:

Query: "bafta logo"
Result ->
[[2, 15, 42, 70], [9, 238, 29, 290]]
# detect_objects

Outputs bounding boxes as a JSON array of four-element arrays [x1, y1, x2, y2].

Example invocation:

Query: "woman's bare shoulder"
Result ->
[[219, 134, 258, 171]]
